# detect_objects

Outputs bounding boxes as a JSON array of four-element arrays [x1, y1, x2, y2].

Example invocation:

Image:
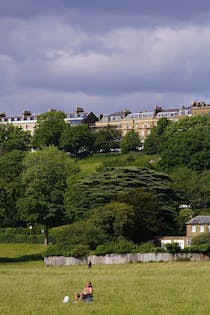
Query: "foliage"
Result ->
[[0, 150, 26, 227], [32, 110, 66, 148], [144, 117, 170, 154], [65, 166, 180, 231], [120, 129, 141, 153], [159, 115, 210, 171], [91, 202, 135, 240], [191, 232, 210, 246], [175, 207, 194, 234], [94, 125, 121, 152], [165, 242, 182, 253], [117, 187, 178, 242], [43, 244, 90, 257], [16, 146, 79, 244], [50, 220, 107, 250], [171, 167, 210, 210], [59, 124, 95, 156], [0, 233, 44, 244], [0, 124, 31, 153], [94, 238, 140, 255]]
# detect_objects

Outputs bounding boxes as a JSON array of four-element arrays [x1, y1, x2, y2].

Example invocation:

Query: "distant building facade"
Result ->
[[1, 100, 210, 139], [0, 107, 98, 135], [160, 215, 210, 249]]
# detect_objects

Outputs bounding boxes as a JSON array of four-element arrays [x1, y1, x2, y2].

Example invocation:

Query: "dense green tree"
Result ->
[[91, 202, 135, 239], [16, 146, 79, 244], [159, 115, 210, 171], [0, 124, 31, 154], [176, 207, 194, 234], [0, 150, 26, 227], [64, 166, 180, 237], [50, 220, 108, 250], [117, 187, 177, 241], [120, 129, 141, 153], [94, 125, 121, 152], [144, 117, 170, 154], [32, 111, 66, 148], [59, 124, 95, 156]]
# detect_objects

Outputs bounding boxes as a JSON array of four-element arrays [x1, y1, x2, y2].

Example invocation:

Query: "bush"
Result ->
[[94, 239, 139, 255], [43, 244, 90, 258], [165, 242, 182, 254], [0, 233, 44, 244], [191, 232, 210, 246], [43, 245, 64, 257], [137, 242, 156, 253]]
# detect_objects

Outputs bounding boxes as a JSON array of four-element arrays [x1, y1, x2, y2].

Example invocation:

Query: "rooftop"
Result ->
[[186, 215, 210, 225]]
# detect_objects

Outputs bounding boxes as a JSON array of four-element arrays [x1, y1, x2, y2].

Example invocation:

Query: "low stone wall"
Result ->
[[44, 252, 209, 266]]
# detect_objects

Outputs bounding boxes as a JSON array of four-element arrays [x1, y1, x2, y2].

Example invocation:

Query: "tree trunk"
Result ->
[[44, 226, 49, 245]]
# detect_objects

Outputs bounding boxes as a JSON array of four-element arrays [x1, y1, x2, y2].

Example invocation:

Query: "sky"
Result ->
[[1, 0, 210, 116]]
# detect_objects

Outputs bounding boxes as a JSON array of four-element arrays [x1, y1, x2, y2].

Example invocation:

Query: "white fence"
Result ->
[[44, 252, 209, 266]]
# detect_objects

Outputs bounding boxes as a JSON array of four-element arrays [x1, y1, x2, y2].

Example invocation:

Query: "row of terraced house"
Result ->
[[1, 101, 210, 143]]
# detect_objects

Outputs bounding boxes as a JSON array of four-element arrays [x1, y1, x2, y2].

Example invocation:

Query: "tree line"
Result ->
[[1, 111, 210, 247]]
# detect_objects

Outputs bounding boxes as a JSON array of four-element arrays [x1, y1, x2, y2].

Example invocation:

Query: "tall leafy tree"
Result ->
[[159, 115, 210, 171], [32, 110, 66, 148], [120, 129, 141, 153], [17, 146, 79, 244], [64, 166, 180, 235], [59, 124, 95, 156], [117, 187, 176, 242], [91, 201, 135, 240], [0, 150, 26, 227], [0, 124, 31, 154], [94, 125, 121, 152], [144, 117, 170, 154]]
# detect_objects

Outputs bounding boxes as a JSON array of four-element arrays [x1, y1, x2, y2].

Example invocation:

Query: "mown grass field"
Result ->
[[0, 243, 46, 258], [0, 260, 210, 315]]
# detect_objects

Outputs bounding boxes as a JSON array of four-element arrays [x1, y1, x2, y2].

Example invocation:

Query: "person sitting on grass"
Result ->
[[74, 281, 93, 302]]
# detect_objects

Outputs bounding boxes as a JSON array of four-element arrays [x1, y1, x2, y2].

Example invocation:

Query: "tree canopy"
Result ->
[[32, 110, 66, 148], [0, 150, 26, 227], [64, 166, 180, 239], [94, 126, 121, 152], [59, 124, 95, 156], [0, 124, 31, 154], [16, 146, 79, 244], [120, 129, 141, 153], [159, 115, 210, 171], [144, 117, 170, 154]]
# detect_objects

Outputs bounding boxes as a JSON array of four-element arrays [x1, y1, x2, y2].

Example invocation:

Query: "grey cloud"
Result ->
[[1, 1, 210, 116]]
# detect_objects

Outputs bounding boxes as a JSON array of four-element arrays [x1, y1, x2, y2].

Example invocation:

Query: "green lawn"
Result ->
[[0, 260, 209, 315]]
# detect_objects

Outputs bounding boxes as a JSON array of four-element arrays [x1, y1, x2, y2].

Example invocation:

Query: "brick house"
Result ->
[[160, 215, 210, 249]]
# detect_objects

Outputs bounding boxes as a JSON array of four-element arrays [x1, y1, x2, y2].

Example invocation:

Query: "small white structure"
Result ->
[[63, 296, 70, 303]]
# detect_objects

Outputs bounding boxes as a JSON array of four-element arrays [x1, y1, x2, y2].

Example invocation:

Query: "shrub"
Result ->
[[165, 242, 182, 253], [94, 239, 139, 255], [0, 233, 44, 244], [43, 244, 90, 258], [191, 232, 210, 246]]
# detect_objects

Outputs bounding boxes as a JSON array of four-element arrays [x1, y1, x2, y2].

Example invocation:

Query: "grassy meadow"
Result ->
[[0, 260, 210, 315]]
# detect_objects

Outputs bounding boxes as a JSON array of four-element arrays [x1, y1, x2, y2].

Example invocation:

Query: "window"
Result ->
[[208, 225, 210, 232], [191, 225, 196, 233], [200, 225, 204, 232], [187, 238, 191, 247]]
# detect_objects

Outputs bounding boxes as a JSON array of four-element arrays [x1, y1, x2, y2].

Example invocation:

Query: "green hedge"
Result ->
[[0, 233, 45, 244], [43, 244, 90, 258]]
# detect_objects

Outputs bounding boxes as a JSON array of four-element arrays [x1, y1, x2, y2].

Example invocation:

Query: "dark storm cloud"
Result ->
[[1, 0, 210, 24], [1, 1, 210, 115]]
